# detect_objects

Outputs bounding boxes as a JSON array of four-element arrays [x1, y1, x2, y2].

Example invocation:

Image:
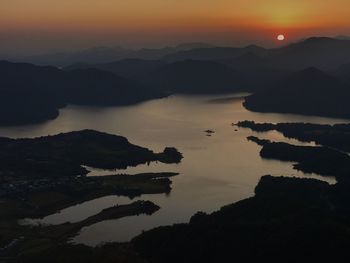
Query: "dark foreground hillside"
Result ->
[[132, 175, 350, 262], [3, 123, 350, 262], [131, 121, 350, 263]]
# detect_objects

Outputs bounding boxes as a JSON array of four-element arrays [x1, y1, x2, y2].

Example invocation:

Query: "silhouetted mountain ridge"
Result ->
[[163, 37, 350, 71], [5, 43, 216, 66]]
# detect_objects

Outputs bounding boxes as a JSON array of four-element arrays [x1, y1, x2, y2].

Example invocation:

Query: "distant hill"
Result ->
[[0, 61, 162, 125], [218, 53, 291, 91], [6, 37, 350, 72], [7, 43, 215, 67], [66, 59, 249, 94], [163, 45, 267, 62], [63, 55, 292, 93], [63, 68, 160, 106], [64, 59, 166, 78], [0, 61, 66, 125], [334, 62, 350, 84], [10, 46, 133, 67], [244, 67, 350, 118], [336, 35, 350, 40], [163, 37, 350, 71], [65, 58, 251, 93], [266, 37, 350, 71], [220, 52, 265, 70], [138, 59, 247, 94]]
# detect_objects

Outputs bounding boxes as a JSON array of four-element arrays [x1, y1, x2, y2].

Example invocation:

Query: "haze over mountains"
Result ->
[[5, 37, 350, 70], [2, 37, 350, 125], [4, 43, 216, 67]]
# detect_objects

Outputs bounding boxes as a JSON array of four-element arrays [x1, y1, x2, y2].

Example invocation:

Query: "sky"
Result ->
[[1, 0, 350, 55]]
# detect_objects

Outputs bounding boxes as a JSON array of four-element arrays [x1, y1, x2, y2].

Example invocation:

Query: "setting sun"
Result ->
[[277, 34, 285, 41]]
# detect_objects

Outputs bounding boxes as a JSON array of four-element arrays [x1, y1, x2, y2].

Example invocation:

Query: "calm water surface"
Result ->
[[6, 94, 347, 246]]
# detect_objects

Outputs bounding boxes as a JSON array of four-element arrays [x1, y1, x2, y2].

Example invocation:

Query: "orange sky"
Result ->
[[1, 0, 350, 54]]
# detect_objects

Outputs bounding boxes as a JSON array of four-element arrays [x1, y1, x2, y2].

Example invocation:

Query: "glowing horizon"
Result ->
[[1, 0, 350, 54]]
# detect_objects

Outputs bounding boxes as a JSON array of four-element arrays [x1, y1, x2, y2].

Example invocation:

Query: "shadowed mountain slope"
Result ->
[[244, 67, 350, 118]]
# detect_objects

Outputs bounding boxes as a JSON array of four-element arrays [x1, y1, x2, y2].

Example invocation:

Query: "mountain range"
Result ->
[[3, 43, 216, 67], [2, 37, 350, 125]]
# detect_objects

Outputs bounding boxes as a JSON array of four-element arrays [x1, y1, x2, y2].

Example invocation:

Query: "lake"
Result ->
[[5, 94, 347, 246]]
